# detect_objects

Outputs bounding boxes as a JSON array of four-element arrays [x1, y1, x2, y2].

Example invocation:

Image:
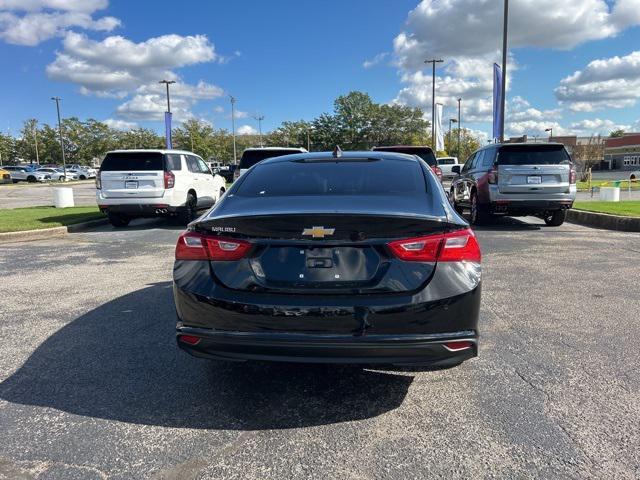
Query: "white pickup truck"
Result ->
[[437, 156, 459, 179]]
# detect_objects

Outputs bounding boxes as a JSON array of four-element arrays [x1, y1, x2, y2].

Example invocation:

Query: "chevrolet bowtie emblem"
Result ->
[[302, 226, 335, 239]]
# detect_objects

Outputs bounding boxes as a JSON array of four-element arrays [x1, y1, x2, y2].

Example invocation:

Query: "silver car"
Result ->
[[450, 143, 577, 226], [3, 166, 50, 183]]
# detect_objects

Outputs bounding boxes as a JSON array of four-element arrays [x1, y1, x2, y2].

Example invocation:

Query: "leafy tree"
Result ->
[[609, 129, 625, 138], [267, 120, 312, 149]]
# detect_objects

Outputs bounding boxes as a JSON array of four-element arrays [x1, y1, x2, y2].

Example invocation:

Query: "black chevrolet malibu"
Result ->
[[173, 150, 481, 368]]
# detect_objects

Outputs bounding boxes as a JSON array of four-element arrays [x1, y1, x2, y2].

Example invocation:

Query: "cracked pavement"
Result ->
[[0, 216, 638, 479]]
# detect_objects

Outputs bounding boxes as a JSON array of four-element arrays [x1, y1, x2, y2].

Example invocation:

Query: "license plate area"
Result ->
[[527, 176, 542, 184], [125, 180, 138, 189]]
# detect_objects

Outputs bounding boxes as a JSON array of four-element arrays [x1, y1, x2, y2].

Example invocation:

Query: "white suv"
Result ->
[[96, 149, 226, 227]]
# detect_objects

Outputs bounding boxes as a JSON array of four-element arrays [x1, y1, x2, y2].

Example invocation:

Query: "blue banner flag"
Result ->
[[164, 111, 172, 149], [493, 63, 503, 141]]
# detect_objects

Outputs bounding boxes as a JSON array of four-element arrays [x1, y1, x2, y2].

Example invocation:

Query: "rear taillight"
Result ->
[[164, 170, 175, 189], [487, 166, 498, 184], [175, 231, 252, 261], [432, 166, 442, 180], [95, 171, 101, 189], [569, 167, 577, 184], [387, 228, 481, 263], [443, 340, 474, 352], [178, 335, 201, 345]]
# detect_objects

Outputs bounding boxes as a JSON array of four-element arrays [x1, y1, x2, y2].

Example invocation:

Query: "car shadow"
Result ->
[[0, 282, 412, 431]]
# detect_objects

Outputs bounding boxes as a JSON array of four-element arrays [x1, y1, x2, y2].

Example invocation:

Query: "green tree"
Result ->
[[609, 129, 625, 138], [267, 120, 312, 149]]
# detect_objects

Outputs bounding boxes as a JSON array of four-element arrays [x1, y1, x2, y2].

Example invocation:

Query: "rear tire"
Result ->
[[179, 193, 197, 225], [544, 210, 566, 227], [107, 213, 130, 228], [79, 175, 86, 180], [58, 176, 65, 182], [27, 176, 36, 183], [469, 191, 489, 225]]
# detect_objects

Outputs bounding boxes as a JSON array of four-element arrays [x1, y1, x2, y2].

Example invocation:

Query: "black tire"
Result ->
[[107, 212, 131, 228], [544, 210, 567, 227], [469, 191, 490, 225], [179, 193, 197, 225], [12, 179, 19, 184], [58, 176, 65, 182], [27, 176, 36, 183], [79, 175, 86, 180], [450, 189, 464, 215]]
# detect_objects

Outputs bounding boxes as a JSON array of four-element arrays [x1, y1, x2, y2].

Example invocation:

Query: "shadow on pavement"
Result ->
[[0, 282, 412, 430], [471, 216, 542, 232]]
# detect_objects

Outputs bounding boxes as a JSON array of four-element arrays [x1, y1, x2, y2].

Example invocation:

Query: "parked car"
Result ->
[[234, 147, 307, 181], [35, 167, 77, 181], [66, 168, 95, 180], [0, 167, 12, 184], [450, 143, 576, 226], [437, 156, 459, 179], [218, 165, 236, 183], [173, 150, 481, 368], [3, 166, 50, 183], [96, 149, 226, 227], [372, 145, 443, 181], [68, 164, 97, 177]]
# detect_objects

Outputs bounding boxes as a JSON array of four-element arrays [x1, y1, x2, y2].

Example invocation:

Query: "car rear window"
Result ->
[[100, 152, 165, 171], [438, 158, 455, 165], [498, 145, 571, 165], [235, 159, 426, 197], [372, 147, 436, 167], [239, 150, 302, 170]]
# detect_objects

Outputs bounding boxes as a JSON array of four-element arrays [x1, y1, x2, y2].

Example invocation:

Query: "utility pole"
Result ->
[[307, 129, 311, 151], [457, 98, 462, 157], [253, 114, 265, 147], [190, 132, 194, 152], [425, 59, 444, 151], [500, 0, 509, 143], [51, 97, 67, 180], [229, 95, 237, 164]]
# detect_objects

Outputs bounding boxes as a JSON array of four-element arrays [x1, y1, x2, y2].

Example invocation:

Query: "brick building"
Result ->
[[604, 134, 640, 170]]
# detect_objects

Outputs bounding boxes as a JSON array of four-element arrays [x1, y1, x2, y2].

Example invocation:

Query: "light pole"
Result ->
[[229, 95, 237, 164], [424, 59, 444, 150], [449, 118, 458, 153], [253, 114, 265, 147], [33, 122, 40, 165], [500, 0, 509, 143], [457, 98, 462, 157], [158, 80, 176, 113], [545, 127, 553, 141], [51, 97, 67, 180]]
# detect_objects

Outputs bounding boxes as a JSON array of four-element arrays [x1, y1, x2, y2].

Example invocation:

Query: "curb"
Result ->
[[567, 209, 640, 232], [0, 217, 108, 243]]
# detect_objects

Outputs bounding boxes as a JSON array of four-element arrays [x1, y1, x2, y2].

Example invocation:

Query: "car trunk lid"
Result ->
[[497, 144, 571, 195], [99, 151, 166, 199]]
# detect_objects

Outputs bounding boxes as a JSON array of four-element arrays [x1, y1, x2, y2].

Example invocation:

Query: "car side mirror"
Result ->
[[451, 165, 461, 175]]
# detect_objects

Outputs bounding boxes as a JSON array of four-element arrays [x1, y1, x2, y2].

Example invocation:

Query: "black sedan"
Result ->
[[173, 150, 481, 368]]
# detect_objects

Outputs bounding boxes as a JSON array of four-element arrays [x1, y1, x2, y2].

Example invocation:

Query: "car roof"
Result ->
[[105, 149, 199, 155], [491, 142, 566, 149], [373, 145, 434, 151], [242, 147, 307, 152], [258, 150, 422, 165]]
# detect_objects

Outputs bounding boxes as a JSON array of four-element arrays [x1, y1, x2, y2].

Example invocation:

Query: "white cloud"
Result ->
[[47, 32, 217, 96], [237, 124, 257, 135], [233, 110, 249, 119], [394, 0, 640, 70], [213, 106, 224, 113], [555, 50, 640, 111], [569, 118, 630, 135], [363, 52, 389, 68], [103, 118, 137, 130], [0, 0, 119, 46]]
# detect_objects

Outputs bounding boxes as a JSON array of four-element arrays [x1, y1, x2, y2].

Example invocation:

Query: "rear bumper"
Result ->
[[98, 203, 182, 216], [487, 185, 576, 214], [176, 325, 478, 366]]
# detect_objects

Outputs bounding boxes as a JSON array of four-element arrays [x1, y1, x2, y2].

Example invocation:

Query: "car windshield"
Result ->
[[239, 150, 302, 170], [498, 145, 571, 165], [235, 158, 426, 197], [100, 152, 165, 171]]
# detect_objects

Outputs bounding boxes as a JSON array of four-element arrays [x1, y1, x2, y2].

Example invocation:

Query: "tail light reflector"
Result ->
[[443, 340, 474, 352], [387, 228, 481, 263], [432, 166, 443, 180], [175, 231, 252, 261], [178, 335, 201, 345], [487, 166, 498, 184], [164, 170, 175, 189], [569, 167, 577, 184]]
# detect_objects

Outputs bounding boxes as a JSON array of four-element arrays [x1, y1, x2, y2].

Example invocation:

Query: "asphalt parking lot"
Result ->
[[0, 218, 639, 479]]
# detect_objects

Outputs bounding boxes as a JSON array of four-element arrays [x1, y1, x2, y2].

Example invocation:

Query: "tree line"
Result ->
[[0, 91, 482, 166]]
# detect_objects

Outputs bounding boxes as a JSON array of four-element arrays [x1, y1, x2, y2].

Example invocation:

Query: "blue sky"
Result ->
[[1, 0, 639, 140]]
